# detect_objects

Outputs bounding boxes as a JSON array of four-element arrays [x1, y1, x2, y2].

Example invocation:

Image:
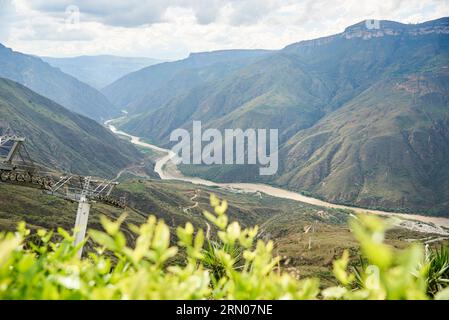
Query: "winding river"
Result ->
[[106, 119, 449, 234]]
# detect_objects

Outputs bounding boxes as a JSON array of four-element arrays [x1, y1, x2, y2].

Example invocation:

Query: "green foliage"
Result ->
[[201, 240, 243, 286], [324, 215, 431, 300], [425, 246, 449, 297], [0, 196, 448, 300], [353, 243, 449, 298]]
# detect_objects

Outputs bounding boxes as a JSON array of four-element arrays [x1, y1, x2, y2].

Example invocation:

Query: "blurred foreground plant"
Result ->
[[425, 245, 449, 297], [0, 195, 447, 300], [324, 215, 448, 300]]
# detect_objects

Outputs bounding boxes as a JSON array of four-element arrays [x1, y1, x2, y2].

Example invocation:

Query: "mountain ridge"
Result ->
[[102, 49, 273, 111], [285, 17, 449, 50], [41, 55, 164, 89], [0, 77, 142, 177], [0, 43, 119, 122], [111, 17, 449, 215]]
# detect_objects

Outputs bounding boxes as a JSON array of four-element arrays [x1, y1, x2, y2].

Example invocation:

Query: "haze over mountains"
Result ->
[[102, 49, 272, 112], [0, 44, 119, 122], [42, 55, 164, 90], [105, 18, 449, 215]]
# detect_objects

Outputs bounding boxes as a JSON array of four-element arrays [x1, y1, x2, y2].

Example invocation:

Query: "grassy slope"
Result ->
[[279, 71, 449, 215], [0, 44, 118, 122], [103, 50, 271, 112], [120, 52, 328, 145], [0, 179, 438, 285], [0, 78, 142, 177]]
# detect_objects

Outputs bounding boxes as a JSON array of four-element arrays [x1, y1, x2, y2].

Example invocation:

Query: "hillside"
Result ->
[[0, 179, 434, 285], [0, 44, 118, 121], [113, 18, 449, 215], [0, 78, 142, 177], [102, 49, 272, 112], [120, 51, 331, 144], [279, 72, 449, 214], [42, 55, 164, 90]]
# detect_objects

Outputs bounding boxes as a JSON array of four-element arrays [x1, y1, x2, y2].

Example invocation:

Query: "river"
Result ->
[[105, 120, 449, 235]]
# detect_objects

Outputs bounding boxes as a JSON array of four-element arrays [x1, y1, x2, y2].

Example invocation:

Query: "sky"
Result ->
[[0, 0, 448, 60]]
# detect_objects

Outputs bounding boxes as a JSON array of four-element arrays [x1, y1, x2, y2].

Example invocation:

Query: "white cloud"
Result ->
[[0, 0, 16, 40], [1, 0, 448, 60]]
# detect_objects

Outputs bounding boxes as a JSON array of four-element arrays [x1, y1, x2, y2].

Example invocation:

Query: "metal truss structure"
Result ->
[[1, 132, 127, 257]]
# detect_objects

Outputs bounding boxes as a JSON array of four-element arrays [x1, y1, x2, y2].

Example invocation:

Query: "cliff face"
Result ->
[[288, 18, 449, 48], [343, 19, 449, 39]]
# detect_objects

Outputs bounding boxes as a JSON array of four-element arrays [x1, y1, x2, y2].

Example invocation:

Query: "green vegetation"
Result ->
[[1, 180, 441, 288], [426, 246, 449, 297], [111, 18, 449, 215], [102, 49, 271, 113], [0, 195, 447, 300], [352, 244, 449, 298], [278, 73, 449, 216], [201, 240, 244, 285], [0, 77, 142, 177]]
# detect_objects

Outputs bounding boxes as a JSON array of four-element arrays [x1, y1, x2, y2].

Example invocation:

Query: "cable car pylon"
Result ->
[[49, 175, 125, 258], [1, 131, 127, 258]]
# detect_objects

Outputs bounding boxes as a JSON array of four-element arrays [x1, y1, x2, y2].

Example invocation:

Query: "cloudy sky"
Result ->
[[0, 0, 448, 60]]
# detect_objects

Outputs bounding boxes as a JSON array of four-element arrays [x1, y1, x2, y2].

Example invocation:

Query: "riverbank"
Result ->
[[106, 119, 449, 235]]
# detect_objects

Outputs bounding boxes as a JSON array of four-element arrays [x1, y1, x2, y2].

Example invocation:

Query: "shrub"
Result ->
[[0, 195, 448, 300], [425, 245, 449, 297], [323, 215, 429, 300]]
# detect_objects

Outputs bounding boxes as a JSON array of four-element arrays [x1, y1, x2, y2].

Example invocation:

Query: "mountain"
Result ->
[[41, 55, 164, 90], [102, 49, 272, 112], [279, 72, 449, 214], [274, 18, 449, 214], [113, 17, 449, 215], [0, 77, 142, 177], [0, 44, 118, 121], [120, 51, 330, 144]]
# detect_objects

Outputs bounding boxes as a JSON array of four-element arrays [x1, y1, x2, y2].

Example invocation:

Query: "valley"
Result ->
[[0, 12, 448, 297], [42, 55, 165, 90], [107, 117, 449, 235], [108, 18, 449, 215], [0, 44, 119, 121], [0, 78, 142, 177]]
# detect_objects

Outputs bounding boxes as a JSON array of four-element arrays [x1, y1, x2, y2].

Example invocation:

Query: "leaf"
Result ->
[[152, 222, 170, 252], [215, 200, 228, 216], [203, 210, 217, 225], [333, 250, 355, 286], [0, 236, 21, 268], [210, 194, 220, 207], [226, 222, 241, 244], [89, 230, 116, 251], [100, 214, 127, 236], [57, 227, 72, 241]]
